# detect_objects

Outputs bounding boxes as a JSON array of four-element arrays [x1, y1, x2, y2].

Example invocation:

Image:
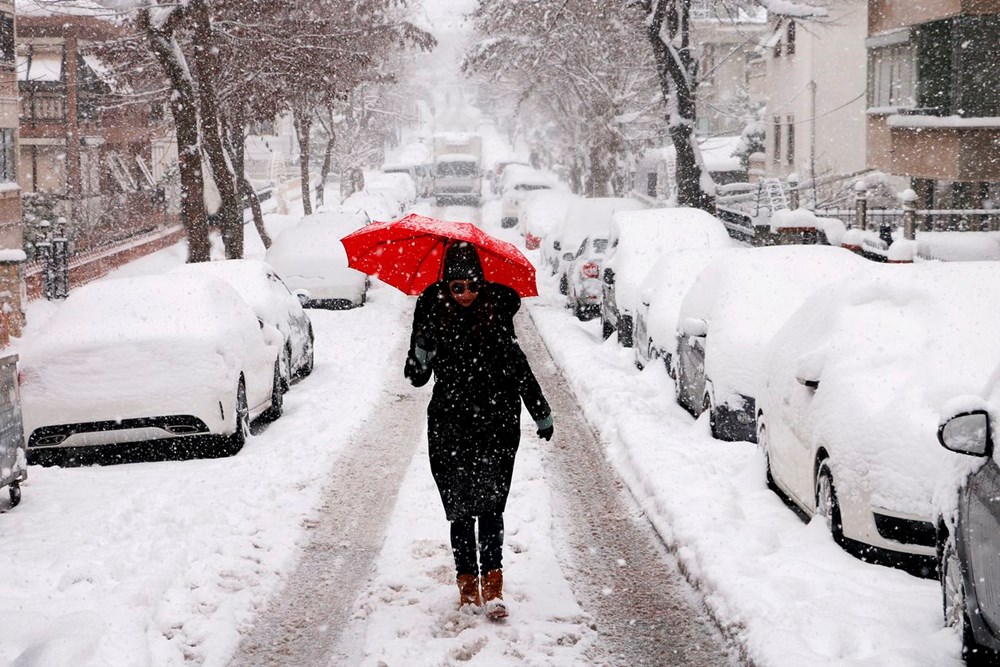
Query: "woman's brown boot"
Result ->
[[457, 574, 481, 609], [481, 569, 508, 620]]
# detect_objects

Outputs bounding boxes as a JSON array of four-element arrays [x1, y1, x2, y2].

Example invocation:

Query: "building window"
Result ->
[[0, 13, 12, 65], [0, 129, 13, 182], [786, 116, 795, 166], [870, 43, 916, 109], [786, 21, 796, 56], [772, 116, 782, 165]]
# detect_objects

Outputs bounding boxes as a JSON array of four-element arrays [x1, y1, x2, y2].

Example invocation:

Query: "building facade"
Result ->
[[0, 2, 22, 336], [867, 0, 1000, 209], [752, 0, 869, 191]]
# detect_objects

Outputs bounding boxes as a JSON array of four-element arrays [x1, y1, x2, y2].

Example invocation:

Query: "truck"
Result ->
[[432, 133, 483, 206]]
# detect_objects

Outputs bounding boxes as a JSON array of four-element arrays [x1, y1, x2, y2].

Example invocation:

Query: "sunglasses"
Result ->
[[448, 280, 482, 295]]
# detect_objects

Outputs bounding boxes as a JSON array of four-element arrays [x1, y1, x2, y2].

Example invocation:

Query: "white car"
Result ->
[[674, 245, 867, 442], [20, 274, 283, 459], [265, 213, 370, 309], [173, 259, 315, 389], [759, 261, 1000, 572], [600, 208, 732, 346], [564, 234, 610, 320], [365, 171, 418, 213], [544, 197, 645, 292], [520, 191, 578, 251], [633, 246, 743, 373], [342, 190, 399, 223], [499, 165, 559, 228]]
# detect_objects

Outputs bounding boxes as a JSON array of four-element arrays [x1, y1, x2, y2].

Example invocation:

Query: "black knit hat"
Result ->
[[443, 242, 484, 281]]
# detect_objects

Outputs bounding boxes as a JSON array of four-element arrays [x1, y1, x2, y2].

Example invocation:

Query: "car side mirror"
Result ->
[[563, 252, 574, 262], [938, 410, 992, 457], [679, 317, 707, 337], [294, 289, 311, 307], [796, 376, 820, 390]]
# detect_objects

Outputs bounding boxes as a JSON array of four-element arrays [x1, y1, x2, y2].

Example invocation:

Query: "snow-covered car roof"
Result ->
[[557, 197, 646, 250], [266, 219, 368, 288], [500, 165, 559, 191], [172, 259, 305, 337], [304, 206, 371, 227], [643, 247, 746, 358], [762, 261, 1000, 518], [605, 208, 733, 316], [679, 245, 867, 400], [366, 171, 417, 206], [522, 191, 579, 240], [19, 273, 264, 409], [342, 191, 398, 224]]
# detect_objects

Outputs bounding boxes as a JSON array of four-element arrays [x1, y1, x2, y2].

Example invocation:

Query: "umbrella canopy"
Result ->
[[340, 213, 538, 297]]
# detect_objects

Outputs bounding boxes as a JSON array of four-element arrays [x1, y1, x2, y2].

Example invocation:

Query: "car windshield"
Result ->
[[437, 161, 477, 177]]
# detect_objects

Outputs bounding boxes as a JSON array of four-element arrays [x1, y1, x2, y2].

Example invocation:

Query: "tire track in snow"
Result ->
[[229, 331, 425, 667], [519, 308, 743, 667]]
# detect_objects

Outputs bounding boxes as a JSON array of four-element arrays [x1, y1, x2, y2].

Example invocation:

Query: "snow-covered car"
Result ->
[[634, 247, 743, 373], [382, 162, 432, 199], [173, 259, 315, 389], [937, 356, 1000, 660], [366, 171, 418, 213], [675, 245, 866, 442], [600, 208, 732, 346], [759, 261, 1000, 575], [488, 159, 529, 195], [544, 197, 645, 292], [499, 165, 559, 228], [520, 190, 578, 251], [564, 233, 609, 320], [20, 274, 284, 458], [265, 213, 369, 309], [342, 190, 399, 223]]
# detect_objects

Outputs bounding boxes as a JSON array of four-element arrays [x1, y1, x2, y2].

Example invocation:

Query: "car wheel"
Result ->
[[8, 481, 20, 507], [559, 273, 569, 296], [703, 392, 718, 438], [601, 317, 614, 340], [298, 328, 315, 378], [281, 345, 293, 391], [757, 417, 778, 492], [262, 361, 284, 422], [815, 460, 844, 542], [225, 378, 250, 455]]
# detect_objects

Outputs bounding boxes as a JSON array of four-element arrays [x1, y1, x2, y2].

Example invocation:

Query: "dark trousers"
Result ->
[[450, 512, 504, 577]]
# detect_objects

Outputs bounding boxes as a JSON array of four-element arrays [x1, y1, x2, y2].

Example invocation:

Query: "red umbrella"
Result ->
[[340, 213, 538, 297]]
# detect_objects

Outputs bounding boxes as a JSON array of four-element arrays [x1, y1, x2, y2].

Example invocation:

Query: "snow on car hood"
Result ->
[[605, 208, 732, 316], [761, 261, 1000, 517], [680, 245, 868, 402]]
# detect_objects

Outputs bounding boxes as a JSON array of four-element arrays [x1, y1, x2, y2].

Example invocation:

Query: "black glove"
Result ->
[[413, 334, 437, 366], [535, 415, 554, 441]]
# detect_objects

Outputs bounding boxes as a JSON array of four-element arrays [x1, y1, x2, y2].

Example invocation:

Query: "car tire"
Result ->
[[703, 392, 718, 438], [559, 273, 569, 296], [601, 317, 614, 340], [224, 377, 250, 455], [298, 328, 315, 378], [262, 361, 284, 422], [8, 481, 20, 507], [815, 460, 844, 542], [757, 417, 779, 492], [281, 345, 293, 391]]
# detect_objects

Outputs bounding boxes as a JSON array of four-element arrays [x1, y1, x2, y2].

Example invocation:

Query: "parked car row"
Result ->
[[536, 200, 1000, 662]]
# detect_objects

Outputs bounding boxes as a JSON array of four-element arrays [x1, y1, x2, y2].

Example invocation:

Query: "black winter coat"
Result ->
[[404, 281, 550, 521]]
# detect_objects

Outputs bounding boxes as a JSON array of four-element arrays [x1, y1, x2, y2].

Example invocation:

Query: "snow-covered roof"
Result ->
[[16, 53, 62, 83], [16, 0, 112, 17]]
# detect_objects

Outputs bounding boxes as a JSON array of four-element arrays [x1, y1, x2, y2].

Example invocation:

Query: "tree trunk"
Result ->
[[294, 108, 313, 216], [588, 143, 610, 197], [317, 130, 335, 207], [140, 10, 209, 263], [191, 0, 244, 259], [645, 0, 714, 212], [224, 121, 271, 248]]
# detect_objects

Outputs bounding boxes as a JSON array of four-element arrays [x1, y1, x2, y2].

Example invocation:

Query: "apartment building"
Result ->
[[867, 0, 1000, 209], [0, 2, 21, 336]]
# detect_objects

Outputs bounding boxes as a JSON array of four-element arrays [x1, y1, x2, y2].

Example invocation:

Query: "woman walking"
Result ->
[[404, 241, 554, 620]]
